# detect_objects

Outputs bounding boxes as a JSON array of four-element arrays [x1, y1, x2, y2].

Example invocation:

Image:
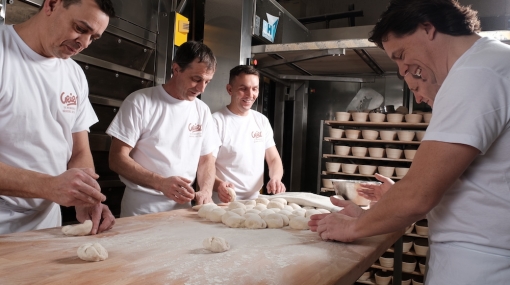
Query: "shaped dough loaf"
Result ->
[[245, 215, 267, 229], [77, 243, 108, 262], [289, 216, 310, 230], [198, 203, 218, 218], [207, 208, 226, 223], [263, 213, 284, 228], [224, 215, 246, 228], [203, 237, 230, 253], [62, 220, 93, 236]]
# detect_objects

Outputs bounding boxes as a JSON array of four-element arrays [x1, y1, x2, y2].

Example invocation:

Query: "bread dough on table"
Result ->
[[263, 213, 285, 228], [292, 209, 306, 217], [245, 209, 261, 215], [198, 203, 218, 218], [278, 213, 290, 226], [230, 208, 246, 216], [226, 187, 236, 202], [271, 198, 288, 205], [221, 211, 240, 225], [228, 201, 246, 210], [77, 243, 108, 262], [267, 201, 285, 209], [289, 216, 310, 230], [224, 215, 246, 228], [245, 215, 267, 229], [259, 192, 343, 212], [240, 200, 256, 206], [203, 237, 230, 253], [207, 208, 226, 223], [255, 197, 270, 205], [254, 204, 267, 211], [62, 220, 93, 236], [288, 203, 301, 210]]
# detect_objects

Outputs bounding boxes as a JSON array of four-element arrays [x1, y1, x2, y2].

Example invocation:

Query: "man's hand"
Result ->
[[157, 176, 195, 204], [310, 211, 358, 242], [217, 181, 235, 203], [266, 178, 286, 194], [75, 203, 115, 235], [47, 168, 105, 207], [331, 196, 364, 218], [357, 173, 394, 202], [194, 190, 212, 205]]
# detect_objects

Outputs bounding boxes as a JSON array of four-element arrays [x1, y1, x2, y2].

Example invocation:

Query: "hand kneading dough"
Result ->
[[62, 220, 93, 236], [226, 187, 236, 202], [198, 204, 218, 218], [203, 237, 230, 253], [207, 208, 226, 223], [77, 243, 108, 261], [245, 215, 267, 229], [224, 215, 246, 228], [289, 216, 310, 230], [263, 213, 284, 228], [267, 201, 285, 209], [255, 197, 270, 205]]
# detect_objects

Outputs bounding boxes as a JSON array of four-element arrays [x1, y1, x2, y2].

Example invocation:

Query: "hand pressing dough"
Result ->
[[224, 215, 246, 228], [206, 208, 226, 223], [203, 237, 230, 253], [267, 201, 285, 209], [263, 213, 284, 228], [255, 197, 270, 205], [226, 187, 236, 202], [245, 215, 267, 229], [289, 216, 310, 230], [198, 203, 218, 218], [228, 201, 246, 210], [62, 220, 93, 236], [271, 198, 288, 205], [77, 243, 108, 262]]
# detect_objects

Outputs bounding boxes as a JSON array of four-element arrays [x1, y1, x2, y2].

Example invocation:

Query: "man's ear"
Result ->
[[420, 22, 437, 41], [226, 84, 232, 95], [43, 0, 59, 15]]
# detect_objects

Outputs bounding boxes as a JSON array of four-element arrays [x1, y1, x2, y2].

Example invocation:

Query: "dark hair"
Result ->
[[229, 65, 260, 84], [173, 41, 217, 73], [369, 0, 480, 49], [41, 0, 115, 18]]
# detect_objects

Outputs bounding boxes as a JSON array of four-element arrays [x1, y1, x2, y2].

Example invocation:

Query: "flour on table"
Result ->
[[77, 243, 108, 262], [62, 220, 92, 236], [203, 237, 230, 253]]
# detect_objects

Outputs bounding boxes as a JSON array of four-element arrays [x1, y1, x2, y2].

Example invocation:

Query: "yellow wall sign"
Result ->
[[174, 13, 189, 46]]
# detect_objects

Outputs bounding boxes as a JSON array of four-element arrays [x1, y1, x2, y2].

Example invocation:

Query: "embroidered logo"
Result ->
[[188, 123, 202, 137], [251, 130, 263, 142], [60, 92, 78, 114]]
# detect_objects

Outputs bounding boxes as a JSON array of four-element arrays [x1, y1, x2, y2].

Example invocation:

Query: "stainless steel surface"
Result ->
[[202, 0, 254, 113], [176, 0, 188, 13], [154, 6, 173, 85], [0, 0, 6, 25], [108, 17, 157, 44], [110, 0, 159, 33], [278, 74, 373, 83], [288, 81, 308, 193], [72, 54, 154, 81], [105, 25, 156, 49]]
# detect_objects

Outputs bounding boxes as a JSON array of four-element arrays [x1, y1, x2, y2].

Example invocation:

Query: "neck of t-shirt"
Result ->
[[226, 104, 250, 117]]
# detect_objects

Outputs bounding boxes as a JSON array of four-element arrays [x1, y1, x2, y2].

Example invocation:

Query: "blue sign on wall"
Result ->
[[262, 13, 279, 43]]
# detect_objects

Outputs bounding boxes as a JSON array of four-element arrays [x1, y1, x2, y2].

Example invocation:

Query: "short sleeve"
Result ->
[[200, 109, 222, 156], [105, 93, 145, 148], [263, 117, 276, 149], [71, 74, 98, 133], [424, 67, 510, 154]]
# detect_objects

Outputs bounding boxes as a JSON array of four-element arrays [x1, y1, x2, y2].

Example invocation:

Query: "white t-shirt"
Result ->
[[0, 25, 98, 233], [106, 85, 221, 205], [212, 107, 276, 200], [424, 37, 510, 252]]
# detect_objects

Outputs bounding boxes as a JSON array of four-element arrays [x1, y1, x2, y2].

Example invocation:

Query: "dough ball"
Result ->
[[267, 201, 285, 209], [228, 201, 246, 210], [305, 209, 322, 218], [207, 208, 226, 223], [245, 209, 261, 215], [283, 205, 294, 212], [278, 213, 290, 226], [203, 237, 230, 253], [317, 209, 331, 214], [230, 208, 246, 216], [271, 198, 288, 205], [245, 205, 254, 210], [242, 200, 257, 206], [243, 213, 261, 220], [263, 213, 284, 228], [278, 210, 293, 217], [259, 209, 275, 219], [289, 216, 310, 230], [245, 215, 267, 229], [62, 220, 93, 236], [254, 204, 267, 211], [288, 203, 301, 210], [291, 209, 306, 217], [198, 203, 218, 218], [224, 215, 246, 228], [255, 197, 270, 205], [222, 211, 240, 225], [270, 208, 281, 213], [226, 187, 236, 202], [77, 243, 108, 262]]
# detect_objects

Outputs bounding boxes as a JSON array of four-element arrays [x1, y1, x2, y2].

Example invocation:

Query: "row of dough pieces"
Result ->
[[195, 197, 331, 230]]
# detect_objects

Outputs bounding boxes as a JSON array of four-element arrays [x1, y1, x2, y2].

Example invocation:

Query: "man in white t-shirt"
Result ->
[[212, 65, 285, 202], [309, 0, 510, 283], [0, 0, 116, 235], [107, 41, 221, 217]]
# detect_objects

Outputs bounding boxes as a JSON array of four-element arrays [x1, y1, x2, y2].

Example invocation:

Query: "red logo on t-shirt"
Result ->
[[251, 131, 262, 138], [188, 123, 202, 137], [60, 92, 77, 106]]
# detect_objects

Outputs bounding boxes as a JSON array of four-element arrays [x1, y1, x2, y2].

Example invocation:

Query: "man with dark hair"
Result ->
[[0, 0, 116, 234], [212, 65, 285, 203], [107, 41, 220, 216], [309, 0, 510, 283]]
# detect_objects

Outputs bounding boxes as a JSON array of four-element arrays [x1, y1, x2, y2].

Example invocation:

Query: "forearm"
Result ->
[[0, 162, 52, 198], [213, 176, 224, 192], [197, 155, 216, 194], [268, 157, 283, 180], [68, 147, 95, 169], [109, 153, 164, 191]]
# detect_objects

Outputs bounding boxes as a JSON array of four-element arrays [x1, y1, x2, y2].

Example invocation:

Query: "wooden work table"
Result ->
[[0, 209, 402, 285]]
